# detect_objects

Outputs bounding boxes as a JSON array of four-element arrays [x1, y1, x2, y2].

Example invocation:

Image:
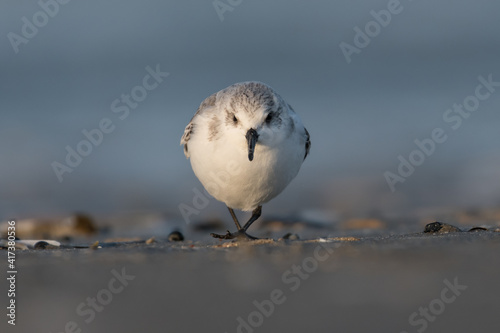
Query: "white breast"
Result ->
[[188, 125, 306, 211]]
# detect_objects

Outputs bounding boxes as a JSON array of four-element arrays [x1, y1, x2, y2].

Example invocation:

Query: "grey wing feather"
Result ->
[[180, 123, 194, 158], [287, 103, 310, 160], [304, 127, 311, 160], [180, 92, 217, 158]]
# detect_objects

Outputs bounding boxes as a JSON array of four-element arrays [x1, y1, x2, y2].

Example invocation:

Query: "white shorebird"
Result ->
[[181, 81, 310, 240]]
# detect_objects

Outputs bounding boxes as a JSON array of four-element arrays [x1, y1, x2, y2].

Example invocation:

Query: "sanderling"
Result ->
[[181, 81, 310, 240]]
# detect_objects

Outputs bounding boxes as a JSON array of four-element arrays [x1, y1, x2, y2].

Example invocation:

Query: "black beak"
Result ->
[[245, 128, 259, 161]]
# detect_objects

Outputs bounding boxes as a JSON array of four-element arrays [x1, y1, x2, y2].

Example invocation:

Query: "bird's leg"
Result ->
[[242, 206, 262, 232], [228, 207, 243, 230], [210, 206, 262, 240]]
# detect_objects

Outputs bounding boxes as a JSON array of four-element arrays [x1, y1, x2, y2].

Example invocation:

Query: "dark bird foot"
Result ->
[[210, 230, 258, 241]]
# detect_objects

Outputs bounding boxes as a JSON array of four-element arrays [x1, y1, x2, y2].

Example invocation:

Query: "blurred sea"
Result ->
[[1, 0, 499, 221]]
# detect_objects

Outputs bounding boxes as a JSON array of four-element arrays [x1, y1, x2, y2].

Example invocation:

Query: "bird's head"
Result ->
[[220, 82, 294, 161]]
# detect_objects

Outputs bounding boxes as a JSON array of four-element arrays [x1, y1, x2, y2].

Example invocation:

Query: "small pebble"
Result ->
[[283, 233, 300, 240], [89, 241, 100, 249], [168, 231, 184, 242], [34, 241, 59, 250], [73, 213, 98, 235], [424, 222, 462, 234], [145, 237, 156, 244], [468, 227, 488, 232]]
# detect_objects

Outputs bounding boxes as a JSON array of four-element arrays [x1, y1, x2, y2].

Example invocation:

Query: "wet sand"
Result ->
[[3, 218, 500, 333]]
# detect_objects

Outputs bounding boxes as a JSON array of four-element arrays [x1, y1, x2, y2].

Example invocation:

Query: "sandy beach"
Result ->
[[2, 216, 500, 333]]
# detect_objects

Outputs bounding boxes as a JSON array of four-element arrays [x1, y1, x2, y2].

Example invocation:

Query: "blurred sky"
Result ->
[[1, 0, 499, 221]]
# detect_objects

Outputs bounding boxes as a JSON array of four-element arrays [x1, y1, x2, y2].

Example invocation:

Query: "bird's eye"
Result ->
[[265, 113, 273, 123], [232, 114, 238, 123]]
